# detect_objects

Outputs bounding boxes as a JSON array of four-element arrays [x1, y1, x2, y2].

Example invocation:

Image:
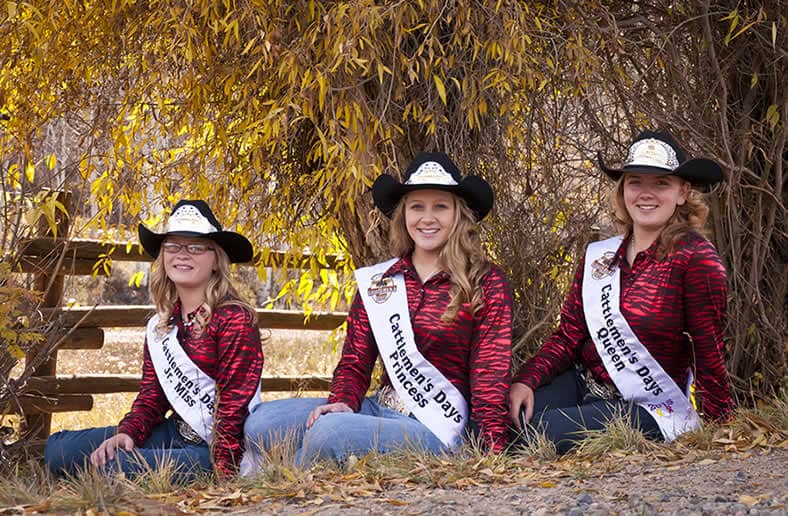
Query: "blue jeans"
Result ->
[[515, 368, 662, 454], [244, 395, 449, 465], [45, 418, 212, 479]]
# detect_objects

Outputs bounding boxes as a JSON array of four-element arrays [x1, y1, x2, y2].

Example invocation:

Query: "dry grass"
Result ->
[[356, 437, 518, 488], [754, 387, 788, 430], [510, 427, 558, 462], [3, 327, 787, 513], [128, 450, 211, 494], [57, 467, 132, 513], [573, 411, 663, 459], [2, 396, 787, 514], [0, 460, 54, 507]]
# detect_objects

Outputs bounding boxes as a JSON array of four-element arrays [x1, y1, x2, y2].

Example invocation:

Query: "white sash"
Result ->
[[355, 259, 468, 448], [146, 315, 263, 475], [581, 236, 701, 441]]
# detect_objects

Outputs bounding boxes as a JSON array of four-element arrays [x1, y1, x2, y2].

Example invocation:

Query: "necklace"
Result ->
[[182, 312, 195, 328], [628, 233, 638, 263], [421, 268, 441, 283], [182, 306, 201, 328], [415, 264, 442, 284]]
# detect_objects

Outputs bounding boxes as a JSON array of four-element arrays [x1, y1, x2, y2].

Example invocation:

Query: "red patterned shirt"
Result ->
[[513, 231, 734, 422], [117, 301, 263, 477], [327, 256, 513, 452]]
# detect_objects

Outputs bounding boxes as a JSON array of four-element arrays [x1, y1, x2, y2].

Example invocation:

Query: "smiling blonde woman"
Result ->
[[509, 131, 735, 453], [244, 152, 513, 468], [45, 200, 262, 480]]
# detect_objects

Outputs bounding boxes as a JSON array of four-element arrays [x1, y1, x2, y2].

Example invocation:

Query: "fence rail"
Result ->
[[14, 191, 344, 440], [42, 306, 346, 330], [24, 374, 333, 395], [19, 237, 341, 275]]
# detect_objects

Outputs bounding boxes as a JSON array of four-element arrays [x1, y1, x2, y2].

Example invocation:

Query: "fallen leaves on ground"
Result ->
[[5, 404, 785, 514]]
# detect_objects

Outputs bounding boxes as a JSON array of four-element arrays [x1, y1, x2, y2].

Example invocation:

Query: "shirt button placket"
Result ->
[[412, 277, 426, 319]]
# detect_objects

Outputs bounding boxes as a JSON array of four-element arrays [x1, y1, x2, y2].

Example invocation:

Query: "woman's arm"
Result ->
[[509, 260, 589, 427], [116, 338, 169, 445], [512, 259, 589, 389], [468, 267, 513, 452], [684, 240, 735, 422], [212, 305, 264, 477], [326, 292, 378, 411]]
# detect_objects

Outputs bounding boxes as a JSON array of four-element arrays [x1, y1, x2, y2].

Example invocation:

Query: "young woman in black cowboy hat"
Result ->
[[244, 152, 512, 466], [45, 200, 263, 479], [509, 131, 735, 453]]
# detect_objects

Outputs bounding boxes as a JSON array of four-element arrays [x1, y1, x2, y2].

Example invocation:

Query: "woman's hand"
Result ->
[[90, 432, 135, 467], [306, 402, 353, 428], [509, 382, 535, 430]]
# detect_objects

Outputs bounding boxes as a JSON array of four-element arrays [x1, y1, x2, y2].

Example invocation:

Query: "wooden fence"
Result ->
[[15, 191, 345, 440]]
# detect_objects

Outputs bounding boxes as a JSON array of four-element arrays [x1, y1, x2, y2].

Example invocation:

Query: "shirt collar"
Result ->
[[385, 255, 414, 277], [171, 300, 183, 322], [617, 233, 660, 267], [169, 299, 204, 326], [383, 255, 449, 283]]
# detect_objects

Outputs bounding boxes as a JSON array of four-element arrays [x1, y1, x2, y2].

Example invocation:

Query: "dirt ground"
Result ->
[[235, 449, 786, 515]]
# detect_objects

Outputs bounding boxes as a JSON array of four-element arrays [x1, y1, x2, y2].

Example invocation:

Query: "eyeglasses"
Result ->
[[161, 242, 216, 256]]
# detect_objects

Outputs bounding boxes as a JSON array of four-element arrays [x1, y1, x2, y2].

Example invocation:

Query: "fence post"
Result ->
[[24, 189, 72, 441]]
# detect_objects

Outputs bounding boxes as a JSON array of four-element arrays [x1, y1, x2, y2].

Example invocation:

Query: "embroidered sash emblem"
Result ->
[[591, 251, 617, 280], [367, 273, 397, 303]]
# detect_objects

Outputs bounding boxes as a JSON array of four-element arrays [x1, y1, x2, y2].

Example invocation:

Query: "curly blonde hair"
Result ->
[[608, 175, 710, 258], [389, 193, 491, 322], [149, 241, 257, 335]]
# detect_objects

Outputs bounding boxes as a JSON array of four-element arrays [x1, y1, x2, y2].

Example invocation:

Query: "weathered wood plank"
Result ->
[[42, 306, 347, 330], [19, 237, 341, 268], [59, 328, 104, 350], [25, 191, 71, 439], [23, 374, 140, 394], [17, 394, 93, 414], [23, 374, 332, 394], [18, 255, 100, 276]]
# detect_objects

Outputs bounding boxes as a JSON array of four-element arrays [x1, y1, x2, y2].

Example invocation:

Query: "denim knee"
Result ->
[[44, 426, 117, 476], [298, 415, 349, 464], [45, 430, 92, 475], [44, 431, 71, 475], [244, 397, 324, 451]]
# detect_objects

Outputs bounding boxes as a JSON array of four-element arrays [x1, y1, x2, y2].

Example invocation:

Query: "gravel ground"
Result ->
[[237, 449, 786, 515]]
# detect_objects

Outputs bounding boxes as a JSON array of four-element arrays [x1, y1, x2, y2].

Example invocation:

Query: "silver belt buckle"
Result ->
[[582, 370, 621, 400], [378, 385, 410, 415], [175, 417, 203, 445]]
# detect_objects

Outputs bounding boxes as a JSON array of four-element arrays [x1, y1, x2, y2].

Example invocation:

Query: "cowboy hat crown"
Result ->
[[597, 130, 723, 189], [138, 200, 254, 263], [371, 151, 494, 221]]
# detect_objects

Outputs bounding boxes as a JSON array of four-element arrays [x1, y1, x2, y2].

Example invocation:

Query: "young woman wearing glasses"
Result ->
[[45, 200, 263, 480]]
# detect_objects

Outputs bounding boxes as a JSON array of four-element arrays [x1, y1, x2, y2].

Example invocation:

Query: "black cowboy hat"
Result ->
[[138, 200, 254, 263], [371, 152, 494, 221], [597, 130, 723, 189]]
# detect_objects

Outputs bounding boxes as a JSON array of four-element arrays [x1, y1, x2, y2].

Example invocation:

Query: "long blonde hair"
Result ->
[[389, 193, 491, 322], [149, 241, 257, 334], [608, 175, 710, 258]]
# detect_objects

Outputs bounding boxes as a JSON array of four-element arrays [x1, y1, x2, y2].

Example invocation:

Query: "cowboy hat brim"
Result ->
[[597, 152, 723, 189], [138, 224, 254, 263], [372, 173, 494, 221]]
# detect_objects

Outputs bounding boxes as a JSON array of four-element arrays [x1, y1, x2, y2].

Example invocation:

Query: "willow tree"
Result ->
[[0, 0, 783, 421], [0, 1, 602, 359], [571, 1, 786, 397]]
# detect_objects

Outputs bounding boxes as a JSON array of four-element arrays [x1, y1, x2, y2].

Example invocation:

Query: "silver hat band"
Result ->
[[164, 205, 219, 234], [404, 161, 459, 186], [624, 138, 680, 171]]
